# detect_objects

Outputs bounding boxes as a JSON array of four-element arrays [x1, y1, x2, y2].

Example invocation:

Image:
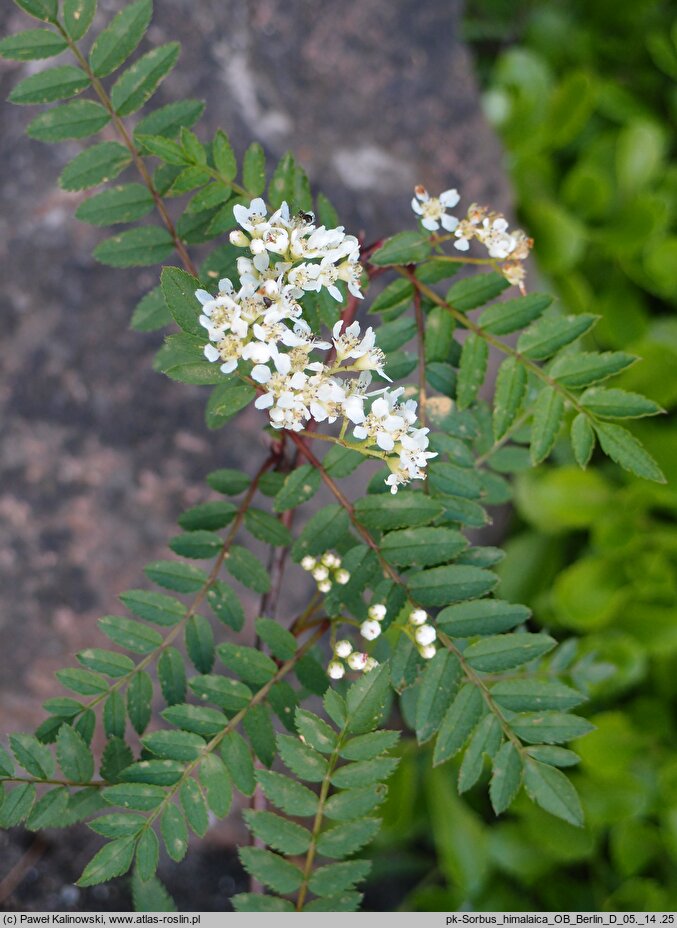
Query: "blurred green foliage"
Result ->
[[367, 0, 677, 912]]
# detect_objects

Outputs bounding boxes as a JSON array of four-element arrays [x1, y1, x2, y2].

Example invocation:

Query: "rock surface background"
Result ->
[[0, 0, 510, 909]]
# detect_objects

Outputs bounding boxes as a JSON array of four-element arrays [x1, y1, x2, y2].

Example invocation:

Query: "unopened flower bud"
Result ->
[[347, 651, 368, 671], [360, 619, 381, 641], [368, 603, 387, 622], [415, 624, 436, 647], [420, 643, 436, 660], [409, 608, 428, 626], [229, 229, 249, 248], [335, 568, 350, 585], [301, 556, 316, 572], [318, 579, 332, 593], [335, 640, 353, 659], [327, 660, 345, 680], [322, 553, 340, 568], [312, 566, 329, 582], [364, 657, 379, 672]]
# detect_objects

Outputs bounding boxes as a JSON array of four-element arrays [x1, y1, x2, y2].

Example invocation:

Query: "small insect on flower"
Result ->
[[327, 660, 345, 680], [415, 624, 437, 647], [335, 640, 353, 659], [411, 185, 460, 232], [360, 619, 382, 641]]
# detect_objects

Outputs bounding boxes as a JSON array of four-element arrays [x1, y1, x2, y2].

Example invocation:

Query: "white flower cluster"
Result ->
[[412, 187, 533, 291], [327, 638, 378, 680], [409, 607, 437, 659], [196, 197, 436, 493], [301, 552, 350, 594]]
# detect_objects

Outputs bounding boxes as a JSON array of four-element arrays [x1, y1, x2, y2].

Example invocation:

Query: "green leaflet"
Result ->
[[9, 65, 89, 104], [0, 29, 67, 60], [380, 526, 467, 567], [77, 184, 154, 226], [517, 312, 599, 360], [274, 465, 321, 511], [243, 142, 266, 195], [571, 413, 595, 468], [530, 386, 565, 465], [238, 847, 303, 895], [523, 759, 584, 827], [93, 227, 175, 268], [493, 357, 528, 440], [433, 684, 485, 766], [446, 272, 509, 311], [243, 810, 311, 855], [160, 266, 203, 337], [27, 100, 110, 141], [291, 505, 351, 561], [593, 421, 665, 483], [478, 292, 552, 335], [134, 99, 205, 140], [489, 741, 523, 814], [437, 599, 530, 637], [463, 632, 557, 672], [56, 724, 94, 783], [354, 492, 442, 531], [77, 836, 136, 886], [110, 42, 181, 116], [98, 615, 162, 654], [456, 333, 488, 409], [370, 231, 432, 266], [161, 804, 188, 861], [415, 651, 462, 744], [63, 0, 97, 40], [135, 829, 159, 883], [89, 0, 153, 77], [407, 564, 497, 607], [13, 0, 58, 23]]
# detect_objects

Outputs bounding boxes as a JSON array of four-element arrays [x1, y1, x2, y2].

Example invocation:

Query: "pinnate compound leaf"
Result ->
[[523, 759, 584, 826], [490, 741, 523, 814], [89, 0, 153, 77]]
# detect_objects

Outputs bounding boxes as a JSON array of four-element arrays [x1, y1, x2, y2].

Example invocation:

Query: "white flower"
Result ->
[[409, 609, 428, 626], [335, 568, 350, 584], [360, 619, 382, 642], [332, 321, 389, 380], [412, 185, 460, 232], [233, 197, 270, 235], [347, 651, 368, 671], [368, 603, 386, 622], [300, 556, 316, 571], [420, 644, 437, 660], [415, 624, 436, 647], [327, 660, 345, 680], [335, 640, 353, 659], [312, 565, 329, 582]]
